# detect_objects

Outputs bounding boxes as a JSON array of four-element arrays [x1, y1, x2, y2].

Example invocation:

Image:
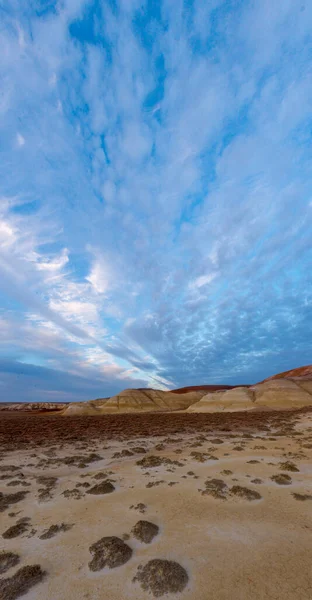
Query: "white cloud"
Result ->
[[87, 254, 111, 295], [16, 133, 25, 147], [189, 273, 217, 290]]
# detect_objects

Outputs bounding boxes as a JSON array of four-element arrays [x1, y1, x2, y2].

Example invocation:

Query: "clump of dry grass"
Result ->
[[39, 523, 73, 540], [271, 474, 292, 485], [0, 491, 29, 513], [88, 537, 132, 571], [202, 479, 228, 499], [279, 461, 299, 472], [292, 493, 312, 501], [86, 481, 115, 495], [131, 521, 159, 544], [0, 552, 20, 575], [133, 559, 188, 597], [230, 485, 262, 500], [0, 565, 45, 600]]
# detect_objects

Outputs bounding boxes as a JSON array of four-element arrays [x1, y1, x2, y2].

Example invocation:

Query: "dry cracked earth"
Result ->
[[0, 408, 312, 599]]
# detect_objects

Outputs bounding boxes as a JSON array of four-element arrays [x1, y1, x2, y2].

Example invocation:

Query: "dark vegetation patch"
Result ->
[[271, 474, 292, 485], [221, 470, 233, 475], [292, 493, 312, 501], [62, 489, 83, 499], [279, 461, 299, 472], [202, 479, 228, 499], [2, 518, 30, 539], [6, 481, 30, 488], [36, 453, 102, 469], [0, 552, 20, 575], [190, 451, 218, 462], [131, 520, 159, 543], [0, 492, 29, 513], [132, 447, 146, 454], [146, 480, 164, 488], [88, 537, 132, 571], [133, 559, 188, 597], [92, 472, 108, 480], [155, 443, 165, 451], [210, 439, 224, 444], [1, 408, 310, 451], [247, 460, 260, 464], [251, 478, 263, 484], [86, 481, 115, 495], [137, 456, 183, 469], [130, 503, 146, 513], [112, 450, 133, 459], [36, 476, 58, 502], [0, 466, 20, 473], [232, 446, 244, 451], [230, 485, 262, 500], [39, 523, 73, 539], [0, 565, 45, 600]]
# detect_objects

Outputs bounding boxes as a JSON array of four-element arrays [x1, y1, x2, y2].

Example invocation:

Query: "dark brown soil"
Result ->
[[0, 565, 45, 600], [88, 536, 132, 571], [0, 408, 309, 450], [0, 552, 20, 575], [132, 521, 159, 543], [133, 559, 188, 597]]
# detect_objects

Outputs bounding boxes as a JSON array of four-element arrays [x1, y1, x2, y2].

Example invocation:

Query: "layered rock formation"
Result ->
[[187, 377, 312, 413], [62, 388, 207, 415]]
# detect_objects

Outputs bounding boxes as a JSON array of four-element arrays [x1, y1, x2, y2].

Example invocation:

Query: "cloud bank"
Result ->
[[0, 0, 311, 401]]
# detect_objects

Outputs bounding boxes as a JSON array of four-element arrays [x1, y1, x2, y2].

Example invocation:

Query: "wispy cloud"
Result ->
[[0, 0, 311, 400]]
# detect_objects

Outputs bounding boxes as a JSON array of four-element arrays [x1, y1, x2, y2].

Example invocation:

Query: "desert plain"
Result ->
[[1, 371, 312, 600]]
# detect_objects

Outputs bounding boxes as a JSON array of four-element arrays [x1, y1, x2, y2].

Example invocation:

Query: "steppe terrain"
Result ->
[[1, 366, 312, 600]]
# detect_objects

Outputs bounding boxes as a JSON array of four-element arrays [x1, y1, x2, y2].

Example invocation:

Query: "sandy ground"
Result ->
[[0, 409, 312, 600]]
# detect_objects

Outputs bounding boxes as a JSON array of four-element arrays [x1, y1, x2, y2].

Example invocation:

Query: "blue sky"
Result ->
[[0, 0, 311, 402]]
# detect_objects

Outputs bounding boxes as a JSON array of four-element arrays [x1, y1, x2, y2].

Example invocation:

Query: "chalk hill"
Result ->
[[187, 376, 312, 413], [62, 388, 208, 415]]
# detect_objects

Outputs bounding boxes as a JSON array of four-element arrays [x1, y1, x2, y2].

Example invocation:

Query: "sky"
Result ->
[[0, 0, 311, 403]]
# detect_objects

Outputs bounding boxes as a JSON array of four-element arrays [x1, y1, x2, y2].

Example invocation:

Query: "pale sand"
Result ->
[[1, 411, 312, 599]]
